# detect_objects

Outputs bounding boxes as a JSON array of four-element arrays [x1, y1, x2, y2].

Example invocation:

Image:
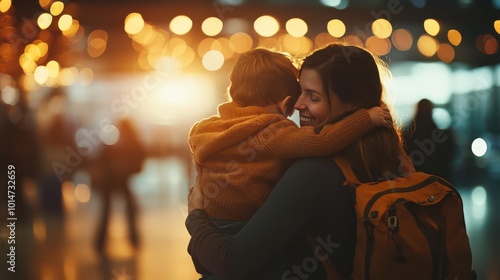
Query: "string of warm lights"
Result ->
[[123, 12, 500, 73], [0, 0, 97, 96], [1, 1, 499, 94]]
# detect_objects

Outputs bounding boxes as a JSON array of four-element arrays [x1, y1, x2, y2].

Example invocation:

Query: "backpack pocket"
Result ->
[[354, 178, 472, 280]]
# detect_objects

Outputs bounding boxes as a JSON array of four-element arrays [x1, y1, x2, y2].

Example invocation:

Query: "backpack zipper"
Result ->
[[362, 176, 456, 220]]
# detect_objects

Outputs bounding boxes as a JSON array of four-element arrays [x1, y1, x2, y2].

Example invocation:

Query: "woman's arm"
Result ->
[[186, 157, 345, 280]]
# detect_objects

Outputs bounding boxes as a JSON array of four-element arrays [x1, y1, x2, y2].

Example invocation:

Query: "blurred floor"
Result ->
[[1, 156, 500, 280], [2, 156, 199, 280]]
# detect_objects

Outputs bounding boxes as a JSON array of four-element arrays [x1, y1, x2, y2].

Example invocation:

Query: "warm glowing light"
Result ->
[[25, 44, 41, 61], [50, 1, 64, 16], [229, 32, 253, 54], [58, 14, 73, 32], [280, 34, 312, 55], [258, 37, 279, 49], [78, 68, 94, 86], [171, 43, 186, 58], [177, 46, 196, 67], [424, 19, 440, 36], [59, 67, 78, 86], [417, 35, 438, 57], [19, 74, 36, 92], [1, 86, 19, 106], [169, 15, 193, 35], [159, 84, 188, 104], [39, 0, 52, 9], [147, 32, 167, 53], [138, 51, 150, 70], [154, 56, 182, 76], [212, 38, 235, 59], [437, 43, 455, 63], [202, 17, 223, 36], [327, 19, 346, 38], [471, 138, 487, 157], [62, 181, 76, 211], [254, 15, 279, 37], [37, 42, 49, 57], [286, 18, 308, 38], [0, 0, 12, 13], [87, 29, 108, 58], [37, 13, 53, 30], [34, 66, 49, 84], [371, 18, 392, 39], [62, 19, 80, 37], [495, 20, 500, 34], [198, 38, 217, 57], [167, 38, 187, 58], [33, 217, 46, 242], [124, 13, 145, 35], [314, 33, 338, 47], [147, 74, 218, 125], [344, 35, 363, 47], [365, 36, 391, 55], [19, 54, 37, 74], [102, 125, 120, 145], [202, 50, 224, 71], [391, 29, 413, 51], [447, 29, 462, 46], [74, 184, 91, 203], [46, 60, 60, 78], [147, 48, 162, 68], [132, 23, 156, 46]]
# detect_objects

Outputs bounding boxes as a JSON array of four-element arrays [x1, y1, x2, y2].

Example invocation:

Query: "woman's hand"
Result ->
[[368, 106, 393, 128], [188, 184, 205, 213]]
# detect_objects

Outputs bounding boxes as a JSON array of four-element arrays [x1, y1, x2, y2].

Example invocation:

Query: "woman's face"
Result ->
[[295, 68, 354, 127]]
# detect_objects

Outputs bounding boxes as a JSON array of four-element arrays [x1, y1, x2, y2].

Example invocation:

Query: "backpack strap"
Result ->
[[333, 156, 360, 184], [307, 234, 345, 280]]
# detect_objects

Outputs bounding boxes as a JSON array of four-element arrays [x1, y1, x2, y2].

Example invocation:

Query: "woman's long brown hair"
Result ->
[[301, 43, 406, 180]]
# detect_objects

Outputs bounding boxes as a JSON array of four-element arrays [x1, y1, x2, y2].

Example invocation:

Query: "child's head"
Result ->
[[228, 48, 301, 114]]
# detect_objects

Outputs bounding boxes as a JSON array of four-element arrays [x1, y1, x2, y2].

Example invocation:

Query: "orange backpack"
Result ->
[[328, 156, 475, 280]]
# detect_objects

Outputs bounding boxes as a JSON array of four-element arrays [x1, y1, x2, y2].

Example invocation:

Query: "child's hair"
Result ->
[[228, 48, 301, 109]]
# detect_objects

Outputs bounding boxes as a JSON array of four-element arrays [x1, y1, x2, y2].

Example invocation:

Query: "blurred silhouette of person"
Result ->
[[403, 99, 456, 181], [37, 91, 76, 219], [1, 89, 40, 223], [91, 118, 146, 254]]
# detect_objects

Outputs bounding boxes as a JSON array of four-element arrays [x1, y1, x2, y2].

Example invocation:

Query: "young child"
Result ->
[[189, 48, 389, 223]]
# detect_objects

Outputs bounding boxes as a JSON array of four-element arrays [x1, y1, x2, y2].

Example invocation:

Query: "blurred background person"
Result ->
[[90, 118, 147, 254], [37, 91, 76, 219], [403, 98, 457, 182]]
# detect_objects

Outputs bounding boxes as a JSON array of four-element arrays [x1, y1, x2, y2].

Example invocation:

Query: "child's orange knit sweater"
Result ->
[[189, 102, 374, 220]]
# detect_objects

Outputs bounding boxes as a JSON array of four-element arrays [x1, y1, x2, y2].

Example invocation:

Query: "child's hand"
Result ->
[[368, 106, 392, 128]]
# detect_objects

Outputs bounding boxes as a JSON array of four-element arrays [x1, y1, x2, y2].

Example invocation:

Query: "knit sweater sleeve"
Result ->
[[186, 158, 348, 280], [256, 109, 374, 159]]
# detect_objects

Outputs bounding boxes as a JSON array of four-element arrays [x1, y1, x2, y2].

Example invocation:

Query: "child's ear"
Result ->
[[279, 96, 294, 117]]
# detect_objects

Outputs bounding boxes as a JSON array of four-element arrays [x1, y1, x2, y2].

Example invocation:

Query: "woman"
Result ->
[[186, 43, 412, 280]]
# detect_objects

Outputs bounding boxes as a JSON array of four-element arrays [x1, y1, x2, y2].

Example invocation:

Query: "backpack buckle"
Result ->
[[388, 216, 398, 230]]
